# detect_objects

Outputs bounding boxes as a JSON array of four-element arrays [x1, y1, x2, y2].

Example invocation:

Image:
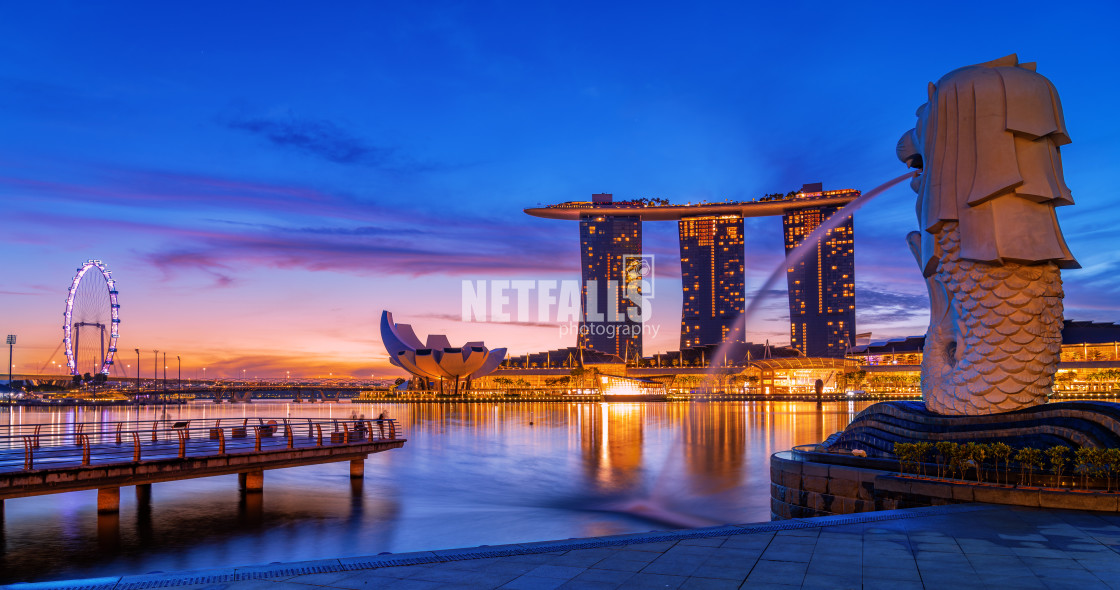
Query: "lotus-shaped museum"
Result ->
[[380, 311, 507, 392]]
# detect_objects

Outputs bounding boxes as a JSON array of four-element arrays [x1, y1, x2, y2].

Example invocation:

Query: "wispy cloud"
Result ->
[[856, 286, 928, 325], [224, 112, 440, 172], [1, 162, 578, 283]]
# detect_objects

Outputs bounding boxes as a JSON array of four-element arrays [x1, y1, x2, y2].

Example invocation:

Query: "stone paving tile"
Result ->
[[618, 541, 678, 553], [677, 537, 727, 547], [543, 553, 609, 568], [861, 565, 921, 582], [554, 581, 617, 590], [662, 544, 718, 558], [677, 577, 741, 590], [976, 574, 1049, 590], [617, 572, 688, 589], [568, 568, 635, 585], [799, 572, 860, 590], [278, 570, 363, 585], [744, 559, 808, 585], [1042, 579, 1112, 590], [860, 579, 925, 590], [498, 575, 569, 590], [805, 559, 860, 578], [688, 563, 751, 580], [522, 565, 585, 581], [330, 577, 444, 590], [640, 556, 701, 577], [590, 556, 651, 572]]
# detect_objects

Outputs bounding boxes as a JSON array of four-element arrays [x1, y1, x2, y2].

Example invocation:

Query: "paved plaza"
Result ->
[[13, 504, 1120, 590]]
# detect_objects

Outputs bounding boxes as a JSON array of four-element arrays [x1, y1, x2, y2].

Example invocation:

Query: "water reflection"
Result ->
[[1, 400, 872, 583]]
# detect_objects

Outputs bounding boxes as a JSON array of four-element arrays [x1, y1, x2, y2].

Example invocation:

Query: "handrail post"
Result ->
[[132, 432, 141, 461], [219, 428, 226, 454], [315, 423, 323, 447], [115, 422, 123, 444], [33, 424, 42, 448], [81, 434, 91, 466], [307, 418, 313, 438], [286, 423, 294, 449], [23, 435, 33, 469], [75, 423, 84, 446], [254, 426, 262, 452], [177, 429, 187, 459]]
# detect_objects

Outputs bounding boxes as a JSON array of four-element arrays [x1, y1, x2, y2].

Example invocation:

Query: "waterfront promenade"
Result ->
[[17, 503, 1120, 590]]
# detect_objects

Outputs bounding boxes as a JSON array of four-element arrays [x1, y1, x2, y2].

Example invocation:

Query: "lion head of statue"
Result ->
[[897, 54, 1077, 276]]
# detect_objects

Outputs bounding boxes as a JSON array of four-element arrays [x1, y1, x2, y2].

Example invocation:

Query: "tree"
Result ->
[[1045, 446, 1070, 486]]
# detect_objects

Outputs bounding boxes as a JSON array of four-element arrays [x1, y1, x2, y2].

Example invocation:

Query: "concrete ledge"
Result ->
[[772, 449, 1120, 519]]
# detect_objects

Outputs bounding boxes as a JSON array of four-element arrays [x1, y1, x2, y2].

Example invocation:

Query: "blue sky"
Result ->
[[2, 1, 1119, 377]]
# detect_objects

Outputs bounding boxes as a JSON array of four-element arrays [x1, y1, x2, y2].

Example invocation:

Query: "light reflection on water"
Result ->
[[0, 400, 870, 583]]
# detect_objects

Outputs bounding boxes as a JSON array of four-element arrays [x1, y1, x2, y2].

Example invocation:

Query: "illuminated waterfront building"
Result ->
[[579, 194, 643, 359], [783, 184, 858, 358], [678, 215, 745, 349], [526, 185, 860, 355]]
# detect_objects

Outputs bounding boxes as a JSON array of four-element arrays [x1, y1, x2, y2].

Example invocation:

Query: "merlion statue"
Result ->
[[896, 54, 1079, 415]]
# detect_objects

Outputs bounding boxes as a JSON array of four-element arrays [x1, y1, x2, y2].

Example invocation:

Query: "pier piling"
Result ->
[[350, 458, 365, 479], [239, 470, 263, 493], [97, 487, 120, 514]]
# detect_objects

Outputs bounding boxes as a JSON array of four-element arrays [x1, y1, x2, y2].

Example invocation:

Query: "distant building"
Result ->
[[579, 194, 643, 359], [678, 215, 745, 348], [783, 184, 857, 358]]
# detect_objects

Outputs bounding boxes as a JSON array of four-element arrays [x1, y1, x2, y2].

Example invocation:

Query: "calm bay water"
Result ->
[[0, 400, 872, 583]]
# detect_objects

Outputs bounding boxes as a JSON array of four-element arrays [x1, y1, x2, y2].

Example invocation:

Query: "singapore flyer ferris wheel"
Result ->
[[63, 259, 120, 376]]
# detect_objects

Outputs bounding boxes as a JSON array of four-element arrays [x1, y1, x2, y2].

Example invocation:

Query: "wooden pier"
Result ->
[[0, 417, 405, 515]]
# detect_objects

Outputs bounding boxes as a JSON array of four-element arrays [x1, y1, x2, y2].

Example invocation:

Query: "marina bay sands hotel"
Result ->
[[524, 183, 858, 360]]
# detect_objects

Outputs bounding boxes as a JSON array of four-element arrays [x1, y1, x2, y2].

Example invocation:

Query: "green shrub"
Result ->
[[990, 443, 1012, 485], [1015, 447, 1043, 486], [1074, 446, 1095, 488], [1045, 445, 1070, 487], [914, 442, 933, 476], [934, 441, 957, 478]]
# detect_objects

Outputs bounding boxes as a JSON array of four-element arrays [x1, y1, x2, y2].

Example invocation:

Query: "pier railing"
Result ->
[[0, 417, 399, 473]]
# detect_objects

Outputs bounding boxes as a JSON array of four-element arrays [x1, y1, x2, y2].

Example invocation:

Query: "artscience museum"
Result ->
[[380, 311, 507, 393]]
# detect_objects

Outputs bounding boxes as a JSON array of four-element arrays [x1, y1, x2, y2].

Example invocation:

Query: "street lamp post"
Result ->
[[177, 355, 181, 391], [153, 350, 159, 405], [135, 348, 140, 396], [6, 335, 16, 390], [162, 352, 167, 394]]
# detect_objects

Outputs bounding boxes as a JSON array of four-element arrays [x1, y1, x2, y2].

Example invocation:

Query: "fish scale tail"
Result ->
[[924, 222, 1063, 415]]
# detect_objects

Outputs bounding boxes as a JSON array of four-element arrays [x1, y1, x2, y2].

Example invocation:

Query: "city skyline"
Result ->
[[3, 2, 1120, 377]]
